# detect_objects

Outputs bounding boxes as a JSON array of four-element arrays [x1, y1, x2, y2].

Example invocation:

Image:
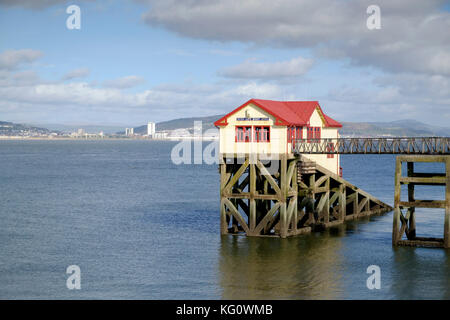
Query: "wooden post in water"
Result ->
[[445, 157, 450, 248], [393, 157, 402, 245], [407, 162, 416, 239], [392, 155, 449, 248]]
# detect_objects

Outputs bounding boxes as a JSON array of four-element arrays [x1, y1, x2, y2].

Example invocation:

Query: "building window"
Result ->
[[307, 126, 321, 142], [254, 126, 270, 142], [288, 126, 302, 143], [307, 127, 314, 142], [287, 127, 293, 143], [314, 127, 321, 139], [327, 142, 335, 158], [296, 127, 302, 140], [235, 126, 252, 142]]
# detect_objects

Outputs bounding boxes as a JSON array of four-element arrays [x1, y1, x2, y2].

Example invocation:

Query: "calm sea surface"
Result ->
[[0, 140, 449, 299]]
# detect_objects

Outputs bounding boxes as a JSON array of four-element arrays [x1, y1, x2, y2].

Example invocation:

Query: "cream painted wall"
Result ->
[[219, 103, 286, 155], [218, 104, 340, 175]]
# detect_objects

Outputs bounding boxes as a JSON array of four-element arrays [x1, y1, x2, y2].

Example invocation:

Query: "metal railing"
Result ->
[[292, 137, 450, 155]]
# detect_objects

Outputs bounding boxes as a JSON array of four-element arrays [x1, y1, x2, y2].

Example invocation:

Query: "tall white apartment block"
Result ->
[[125, 128, 134, 136], [147, 122, 156, 137]]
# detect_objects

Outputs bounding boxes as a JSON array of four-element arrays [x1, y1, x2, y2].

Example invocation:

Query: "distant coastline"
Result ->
[[1, 116, 448, 141], [0, 136, 218, 141]]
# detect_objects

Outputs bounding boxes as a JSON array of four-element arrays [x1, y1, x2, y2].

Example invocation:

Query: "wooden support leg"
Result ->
[[292, 160, 298, 231], [339, 184, 346, 221], [324, 178, 330, 223], [445, 157, 450, 248], [249, 163, 256, 235], [280, 202, 287, 238], [220, 199, 228, 235], [393, 157, 402, 246], [353, 192, 359, 216], [220, 161, 229, 235], [407, 162, 416, 239], [280, 155, 288, 238], [393, 207, 401, 245]]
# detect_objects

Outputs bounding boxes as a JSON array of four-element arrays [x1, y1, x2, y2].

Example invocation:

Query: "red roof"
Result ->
[[214, 99, 342, 128]]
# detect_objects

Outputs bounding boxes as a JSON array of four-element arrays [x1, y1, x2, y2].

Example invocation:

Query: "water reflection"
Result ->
[[218, 216, 450, 300], [391, 247, 450, 299], [219, 227, 348, 299]]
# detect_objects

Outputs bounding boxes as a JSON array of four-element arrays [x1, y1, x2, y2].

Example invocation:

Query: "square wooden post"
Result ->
[[220, 160, 228, 235], [249, 163, 256, 235], [324, 178, 330, 223], [445, 157, 450, 248], [339, 184, 346, 221], [280, 154, 288, 238], [407, 162, 416, 239], [293, 159, 298, 232], [393, 157, 402, 245]]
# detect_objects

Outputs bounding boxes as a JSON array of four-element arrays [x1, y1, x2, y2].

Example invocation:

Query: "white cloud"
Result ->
[[1, 65, 449, 125], [140, 0, 450, 76], [219, 56, 313, 80], [103, 75, 146, 89], [62, 67, 90, 80], [0, 62, 284, 123], [325, 74, 450, 125], [0, 70, 43, 87], [0, 0, 94, 10], [0, 49, 43, 70], [136, 0, 450, 126], [0, 46, 448, 126]]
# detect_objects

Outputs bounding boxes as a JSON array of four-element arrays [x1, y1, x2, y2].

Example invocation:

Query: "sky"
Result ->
[[0, 0, 449, 127]]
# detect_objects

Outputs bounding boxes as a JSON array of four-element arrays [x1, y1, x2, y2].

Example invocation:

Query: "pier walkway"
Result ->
[[292, 137, 450, 248], [293, 137, 450, 155]]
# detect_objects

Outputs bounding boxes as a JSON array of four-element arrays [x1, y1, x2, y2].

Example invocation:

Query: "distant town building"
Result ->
[[125, 128, 134, 136], [147, 122, 156, 137], [154, 132, 168, 139], [77, 128, 85, 136]]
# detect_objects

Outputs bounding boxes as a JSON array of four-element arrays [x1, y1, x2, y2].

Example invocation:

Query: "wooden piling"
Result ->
[[392, 155, 450, 248], [445, 157, 450, 248]]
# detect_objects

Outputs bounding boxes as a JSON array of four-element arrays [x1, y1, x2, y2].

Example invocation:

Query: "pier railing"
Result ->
[[292, 137, 450, 155]]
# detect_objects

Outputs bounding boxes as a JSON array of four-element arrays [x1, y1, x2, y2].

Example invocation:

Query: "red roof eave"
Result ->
[[214, 98, 342, 128], [214, 99, 294, 127]]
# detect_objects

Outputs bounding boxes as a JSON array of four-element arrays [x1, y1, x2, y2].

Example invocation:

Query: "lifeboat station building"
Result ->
[[214, 99, 342, 175]]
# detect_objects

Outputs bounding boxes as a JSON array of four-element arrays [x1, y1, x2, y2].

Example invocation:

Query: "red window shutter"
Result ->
[[307, 127, 314, 142], [254, 126, 260, 142]]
